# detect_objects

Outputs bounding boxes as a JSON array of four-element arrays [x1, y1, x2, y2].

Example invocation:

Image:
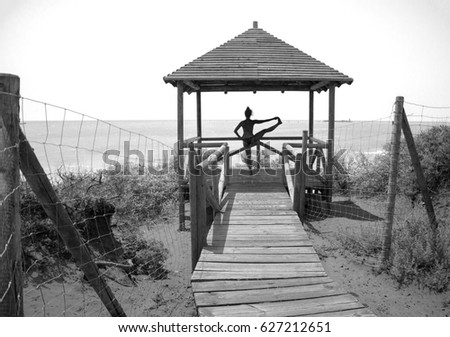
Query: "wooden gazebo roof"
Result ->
[[163, 22, 353, 93]]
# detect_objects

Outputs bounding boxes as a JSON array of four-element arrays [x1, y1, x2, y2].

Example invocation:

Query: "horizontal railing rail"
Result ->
[[196, 143, 228, 170]]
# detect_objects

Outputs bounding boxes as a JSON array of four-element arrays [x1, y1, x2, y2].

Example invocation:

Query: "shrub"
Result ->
[[21, 168, 177, 280], [122, 235, 169, 279], [107, 172, 178, 220], [413, 125, 450, 191], [390, 212, 450, 292], [335, 196, 450, 292], [346, 125, 450, 198]]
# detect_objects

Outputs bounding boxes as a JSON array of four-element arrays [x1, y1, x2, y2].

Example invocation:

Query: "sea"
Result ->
[[19, 119, 438, 174]]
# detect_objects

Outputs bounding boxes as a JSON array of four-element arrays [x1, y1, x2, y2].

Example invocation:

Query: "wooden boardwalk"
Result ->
[[191, 169, 374, 317]]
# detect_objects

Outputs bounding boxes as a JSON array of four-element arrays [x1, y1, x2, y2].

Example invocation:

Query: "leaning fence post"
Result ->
[[380, 96, 403, 265], [13, 128, 126, 317], [401, 109, 438, 232], [0, 74, 23, 316]]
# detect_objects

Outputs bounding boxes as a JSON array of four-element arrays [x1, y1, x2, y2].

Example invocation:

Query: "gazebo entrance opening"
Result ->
[[163, 22, 352, 229]]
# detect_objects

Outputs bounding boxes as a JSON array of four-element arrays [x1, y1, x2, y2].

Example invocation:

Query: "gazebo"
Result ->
[[163, 22, 352, 228]]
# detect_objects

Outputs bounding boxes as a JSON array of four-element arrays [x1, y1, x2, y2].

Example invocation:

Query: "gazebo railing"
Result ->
[[280, 131, 331, 219], [178, 132, 332, 267], [184, 139, 228, 270]]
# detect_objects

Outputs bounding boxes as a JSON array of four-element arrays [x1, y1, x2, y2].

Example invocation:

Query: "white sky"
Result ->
[[1, 0, 450, 121]]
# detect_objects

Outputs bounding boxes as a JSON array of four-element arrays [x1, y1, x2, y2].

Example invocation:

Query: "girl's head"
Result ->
[[244, 107, 252, 118]]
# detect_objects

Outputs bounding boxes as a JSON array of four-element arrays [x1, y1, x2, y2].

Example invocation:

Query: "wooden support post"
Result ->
[[0, 74, 23, 316], [401, 108, 438, 232], [380, 96, 403, 265], [256, 142, 261, 169], [177, 82, 185, 231], [299, 131, 308, 217], [196, 91, 202, 144], [293, 152, 305, 216], [326, 86, 335, 202], [211, 159, 219, 203], [224, 145, 230, 186], [302, 131, 308, 166], [280, 147, 287, 189], [308, 90, 314, 165], [189, 144, 206, 271]]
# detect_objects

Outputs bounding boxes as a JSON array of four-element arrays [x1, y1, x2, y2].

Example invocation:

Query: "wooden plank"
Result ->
[[226, 182, 284, 187], [224, 210, 299, 215], [207, 233, 306, 240], [207, 231, 306, 236], [207, 235, 308, 241], [213, 219, 300, 225], [214, 215, 300, 221], [206, 240, 312, 247], [223, 194, 290, 199], [195, 262, 324, 272], [198, 294, 361, 317], [191, 276, 334, 293], [208, 224, 304, 231], [195, 283, 345, 307], [201, 246, 317, 254], [192, 270, 327, 281], [209, 224, 303, 230], [225, 190, 285, 194], [223, 204, 292, 209], [208, 232, 304, 238], [208, 231, 304, 237], [215, 214, 298, 219], [199, 253, 320, 263], [224, 194, 288, 197], [303, 308, 375, 317]]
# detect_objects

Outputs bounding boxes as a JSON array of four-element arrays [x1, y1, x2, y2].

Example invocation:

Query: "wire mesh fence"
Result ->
[[1, 87, 194, 317], [295, 101, 450, 291]]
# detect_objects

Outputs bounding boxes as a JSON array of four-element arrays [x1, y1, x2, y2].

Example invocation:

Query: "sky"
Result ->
[[1, 0, 450, 121]]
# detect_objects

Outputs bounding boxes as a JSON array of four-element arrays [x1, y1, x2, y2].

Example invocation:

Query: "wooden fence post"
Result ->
[[189, 144, 206, 271], [380, 96, 403, 265], [12, 126, 126, 316], [401, 109, 438, 232], [293, 147, 306, 217], [0, 74, 23, 316]]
